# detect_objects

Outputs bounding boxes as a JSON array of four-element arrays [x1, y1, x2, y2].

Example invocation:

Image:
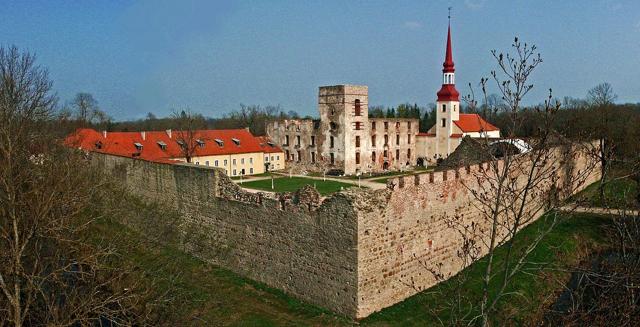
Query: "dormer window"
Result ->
[[176, 139, 185, 148], [94, 141, 102, 149], [196, 139, 205, 148], [157, 141, 167, 150], [134, 142, 143, 151], [215, 138, 224, 147], [232, 138, 240, 146], [267, 141, 275, 147]]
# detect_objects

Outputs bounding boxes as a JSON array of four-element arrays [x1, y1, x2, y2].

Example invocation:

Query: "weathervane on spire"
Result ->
[[448, 6, 452, 23]]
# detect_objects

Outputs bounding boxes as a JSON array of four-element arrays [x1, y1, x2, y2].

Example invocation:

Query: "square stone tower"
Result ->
[[318, 85, 369, 175]]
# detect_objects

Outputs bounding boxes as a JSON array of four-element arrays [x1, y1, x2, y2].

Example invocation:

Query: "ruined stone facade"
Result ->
[[266, 85, 419, 175], [92, 141, 600, 319]]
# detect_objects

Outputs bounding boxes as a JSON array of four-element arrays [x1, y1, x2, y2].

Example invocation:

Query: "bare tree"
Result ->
[[0, 46, 156, 326], [172, 109, 207, 163], [427, 38, 599, 326]]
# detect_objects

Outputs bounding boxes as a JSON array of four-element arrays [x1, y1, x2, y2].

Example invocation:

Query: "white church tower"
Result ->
[[434, 21, 461, 156]]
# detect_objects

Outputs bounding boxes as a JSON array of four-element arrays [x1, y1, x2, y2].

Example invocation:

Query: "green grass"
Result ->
[[240, 176, 356, 195], [361, 213, 612, 325], [573, 174, 639, 209]]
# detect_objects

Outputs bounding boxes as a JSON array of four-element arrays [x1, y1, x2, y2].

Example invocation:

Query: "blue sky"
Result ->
[[1, 0, 638, 119]]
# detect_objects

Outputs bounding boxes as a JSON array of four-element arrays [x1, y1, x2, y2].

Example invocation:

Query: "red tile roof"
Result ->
[[65, 128, 282, 163], [454, 114, 499, 133], [256, 136, 283, 154]]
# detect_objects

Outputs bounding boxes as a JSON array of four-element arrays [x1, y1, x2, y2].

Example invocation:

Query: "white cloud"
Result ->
[[464, 0, 486, 10], [403, 21, 422, 29]]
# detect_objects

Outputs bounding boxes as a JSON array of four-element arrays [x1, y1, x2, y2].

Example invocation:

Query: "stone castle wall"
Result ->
[[353, 143, 601, 318], [91, 153, 360, 317], [90, 141, 600, 319]]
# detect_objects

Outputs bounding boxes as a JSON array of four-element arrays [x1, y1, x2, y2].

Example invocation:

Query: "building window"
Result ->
[[371, 121, 376, 130], [195, 162, 199, 165], [408, 134, 411, 144], [441, 118, 446, 127], [311, 135, 315, 146], [285, 150, 290, 161], [297, 150, 301, 162], [276, 155, 279, 160], [355, 152, 360, 164], [384, 134, 388, 145], [224, 159, 228, 166], [384, 150, 388, 158], [371, 135, 376, 147], [396, 149, 400, 159], [442, 104, 447, 112], [371, 151, 376, 162], [355, 136, 360, 148], [249, 157, 253, 164], [408, 121, 411, 130], [354, 99, 361, 116], [330, 122, 337, 130], [454, 104, 457, 112], [396, 134, 400, 145], [285, 135, 289, 146], [241, 158, 244, 164], [272, 156, 275, 161], [205, 161, 209, 166], [408, 148, 411, 158], [395, 122, 400, 130], [233, 169, 237, 176], [311, 152, 316, 163], [296, 135, 301, 146], [330, 153, 335, 165], [265, 156, 269, 162], [250, 168, 254, 174], [330, 136, 334, 148], [233, 159, 237, 165], [384, 122, 388, 130], [355, 122, 362, 130], [215, 160, 219, 167]]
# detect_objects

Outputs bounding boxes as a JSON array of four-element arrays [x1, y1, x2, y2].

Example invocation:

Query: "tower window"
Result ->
[[354, 99, 361, 116], [371, 135, 376, 147], [296, 135, 301, 146], [371, 151, 376, 162], [355, 136, 360, 148], [371, 122, 376, 130], [408, 134, 411, 143], [407, 148, 411, 159], [454, 105, 457, 112], [442, 104, 447, 112], [311, 135, 315, 146], [330, 153, 335, 165], [396, 134, 400, 145], [330, 136, 334, 148], [384, 134, 389, 145], [285, 135, 289, 146], [395, 122, 400, 130], [396, 149, 400, 159], [408, 121, 411, 130], [384, 122, 389, 130], [441, 118, 446, 127], [355, 152, 360, 165], [355, 122, 362, 130]]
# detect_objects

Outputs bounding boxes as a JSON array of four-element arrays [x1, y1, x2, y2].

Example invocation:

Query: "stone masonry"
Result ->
[[266, 85, 419, 175], [91, 140, 600, 319]]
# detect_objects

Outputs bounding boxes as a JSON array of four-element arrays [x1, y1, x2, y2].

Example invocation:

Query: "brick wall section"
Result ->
[[91, 153, 360, 317], [353, 144, 601, 318]]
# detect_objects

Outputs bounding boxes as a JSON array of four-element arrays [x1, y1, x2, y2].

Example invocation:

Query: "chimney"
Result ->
[[166, 129, 172, 139], [102, 130, 107, 138], [141, 131, 146, 140]]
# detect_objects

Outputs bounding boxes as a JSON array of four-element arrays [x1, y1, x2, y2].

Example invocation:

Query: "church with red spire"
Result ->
[[416, 21, 500, 163]]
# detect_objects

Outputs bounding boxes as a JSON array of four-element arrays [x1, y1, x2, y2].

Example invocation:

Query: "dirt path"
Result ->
[[559, 205, 640, 217]]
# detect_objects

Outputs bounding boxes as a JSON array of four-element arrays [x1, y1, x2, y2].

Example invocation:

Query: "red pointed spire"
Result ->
[[443, 24, 455, 73]]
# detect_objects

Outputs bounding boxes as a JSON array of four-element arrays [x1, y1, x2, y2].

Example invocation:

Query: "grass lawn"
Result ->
[[241, 176, 356, 195], [572, 169, 639, 209]]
